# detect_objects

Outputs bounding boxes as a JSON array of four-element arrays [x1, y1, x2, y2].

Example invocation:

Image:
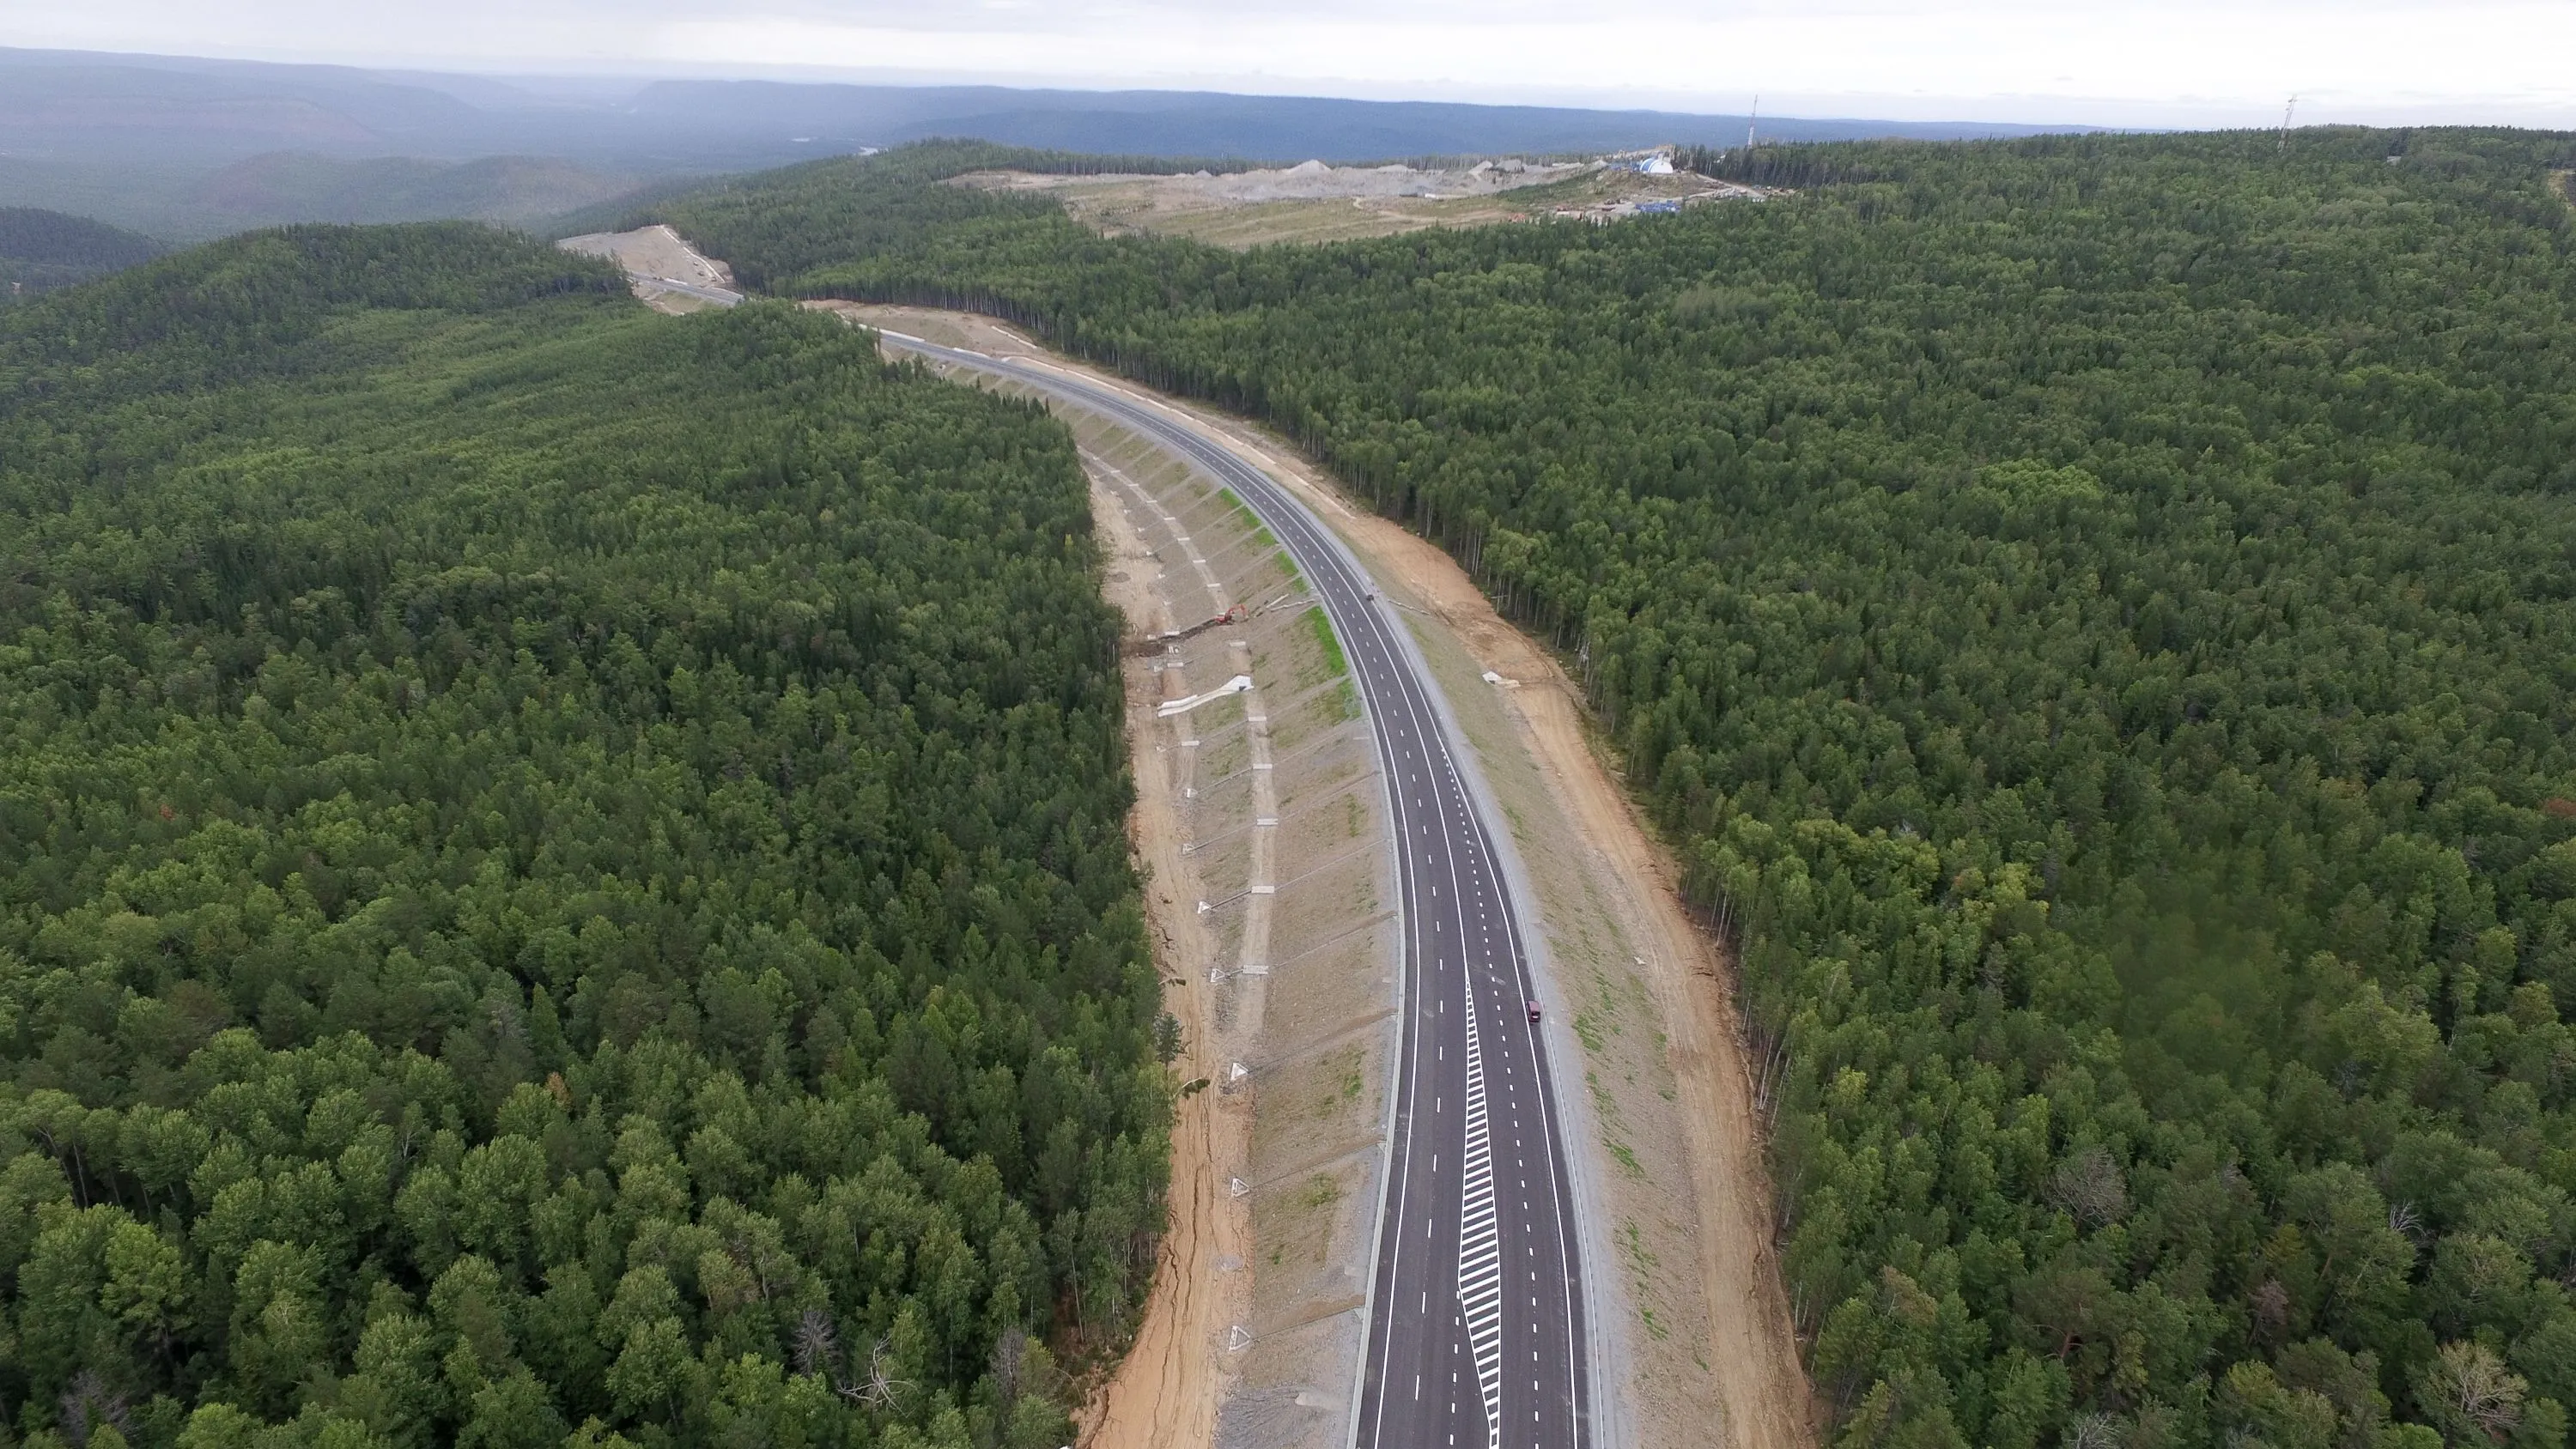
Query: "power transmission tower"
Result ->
[[2279, 95, 2298, 150]]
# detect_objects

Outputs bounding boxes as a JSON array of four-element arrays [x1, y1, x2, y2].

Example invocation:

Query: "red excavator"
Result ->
[[1125, 603, 1247, 655]]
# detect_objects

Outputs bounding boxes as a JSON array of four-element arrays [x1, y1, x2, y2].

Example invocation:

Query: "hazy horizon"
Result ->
[[0, 1, 2563, 133]]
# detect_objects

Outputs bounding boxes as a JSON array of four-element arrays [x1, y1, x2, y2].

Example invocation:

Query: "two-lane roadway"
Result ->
[[875, 330, 1596, 1449]]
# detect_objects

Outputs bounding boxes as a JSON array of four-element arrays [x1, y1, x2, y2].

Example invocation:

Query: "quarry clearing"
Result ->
[[556, 224, 744, 312], [820, 301, 1816, 1449], [956, 156, 1771, 247]]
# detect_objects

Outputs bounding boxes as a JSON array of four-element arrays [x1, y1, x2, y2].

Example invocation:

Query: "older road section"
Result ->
[[875, 330, 1598, 1449]]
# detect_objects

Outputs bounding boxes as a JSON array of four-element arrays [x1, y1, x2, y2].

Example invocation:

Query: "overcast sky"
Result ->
[[3, 0, 2566, 129]]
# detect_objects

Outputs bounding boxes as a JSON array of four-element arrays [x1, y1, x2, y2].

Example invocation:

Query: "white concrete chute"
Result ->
[[1156, 674, 1256, 717]]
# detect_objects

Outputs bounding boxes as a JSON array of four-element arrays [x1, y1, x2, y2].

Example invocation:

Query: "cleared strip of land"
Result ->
[[825, 303, 1813, 1449]]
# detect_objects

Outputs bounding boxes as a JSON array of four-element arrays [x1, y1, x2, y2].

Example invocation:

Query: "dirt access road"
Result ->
[[826, 304, 1814, 1449]]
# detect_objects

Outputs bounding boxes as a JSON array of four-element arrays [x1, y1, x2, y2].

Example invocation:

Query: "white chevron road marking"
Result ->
[[1457, 991, 1504, 1449]]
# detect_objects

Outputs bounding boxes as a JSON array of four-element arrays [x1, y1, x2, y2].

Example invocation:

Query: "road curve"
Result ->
[[873, 330, 1598, 1449]]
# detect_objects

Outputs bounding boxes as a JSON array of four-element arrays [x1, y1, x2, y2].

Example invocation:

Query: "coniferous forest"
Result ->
[[651, 132, 2576, 1448], [0, 224, 1164, 1449], [0, 209, 167, 300]]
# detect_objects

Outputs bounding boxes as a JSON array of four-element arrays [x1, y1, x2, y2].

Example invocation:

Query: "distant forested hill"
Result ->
[[183, 152, 642, 229], [0, 45, 2087, 173], [659, 132, 2576, 1448], [0, 46, 2095, 246], [0, 206, 164, 295], [0, 223, 1161, 1447]]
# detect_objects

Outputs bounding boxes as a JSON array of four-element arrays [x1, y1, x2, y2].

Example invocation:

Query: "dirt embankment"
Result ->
[[1084, 456, 1242, 1449], [846, 302, 1398, 1449], [1068, 415, 1395, 1449], [823, 302, 1815, 1449]]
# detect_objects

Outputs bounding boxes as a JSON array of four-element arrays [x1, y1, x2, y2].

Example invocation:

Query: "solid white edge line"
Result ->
[[1399, 610, 1625, 1449]]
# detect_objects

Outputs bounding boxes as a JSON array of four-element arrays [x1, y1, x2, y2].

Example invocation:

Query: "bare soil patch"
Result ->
[[1041, 391, 1399, 1449], [557, 222, 734, 287]]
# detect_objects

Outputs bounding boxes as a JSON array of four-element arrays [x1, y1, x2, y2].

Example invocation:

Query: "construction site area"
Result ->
[[954, 153, 1773, 248]]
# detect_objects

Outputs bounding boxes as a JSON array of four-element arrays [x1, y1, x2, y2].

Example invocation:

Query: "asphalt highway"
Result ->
[[874, 331, 1595, 1449]]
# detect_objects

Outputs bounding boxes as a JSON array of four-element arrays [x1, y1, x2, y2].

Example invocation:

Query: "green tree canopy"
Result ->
[[0, 221, 1151, 1449], [656, 130, 2576, 1447]]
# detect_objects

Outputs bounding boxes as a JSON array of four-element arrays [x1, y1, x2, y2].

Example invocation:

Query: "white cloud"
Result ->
[[3, 0, 2566, 127]]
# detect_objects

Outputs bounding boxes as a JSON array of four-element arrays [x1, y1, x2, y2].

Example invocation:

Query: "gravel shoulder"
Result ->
[[1081, 458, 1244, 1449]]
